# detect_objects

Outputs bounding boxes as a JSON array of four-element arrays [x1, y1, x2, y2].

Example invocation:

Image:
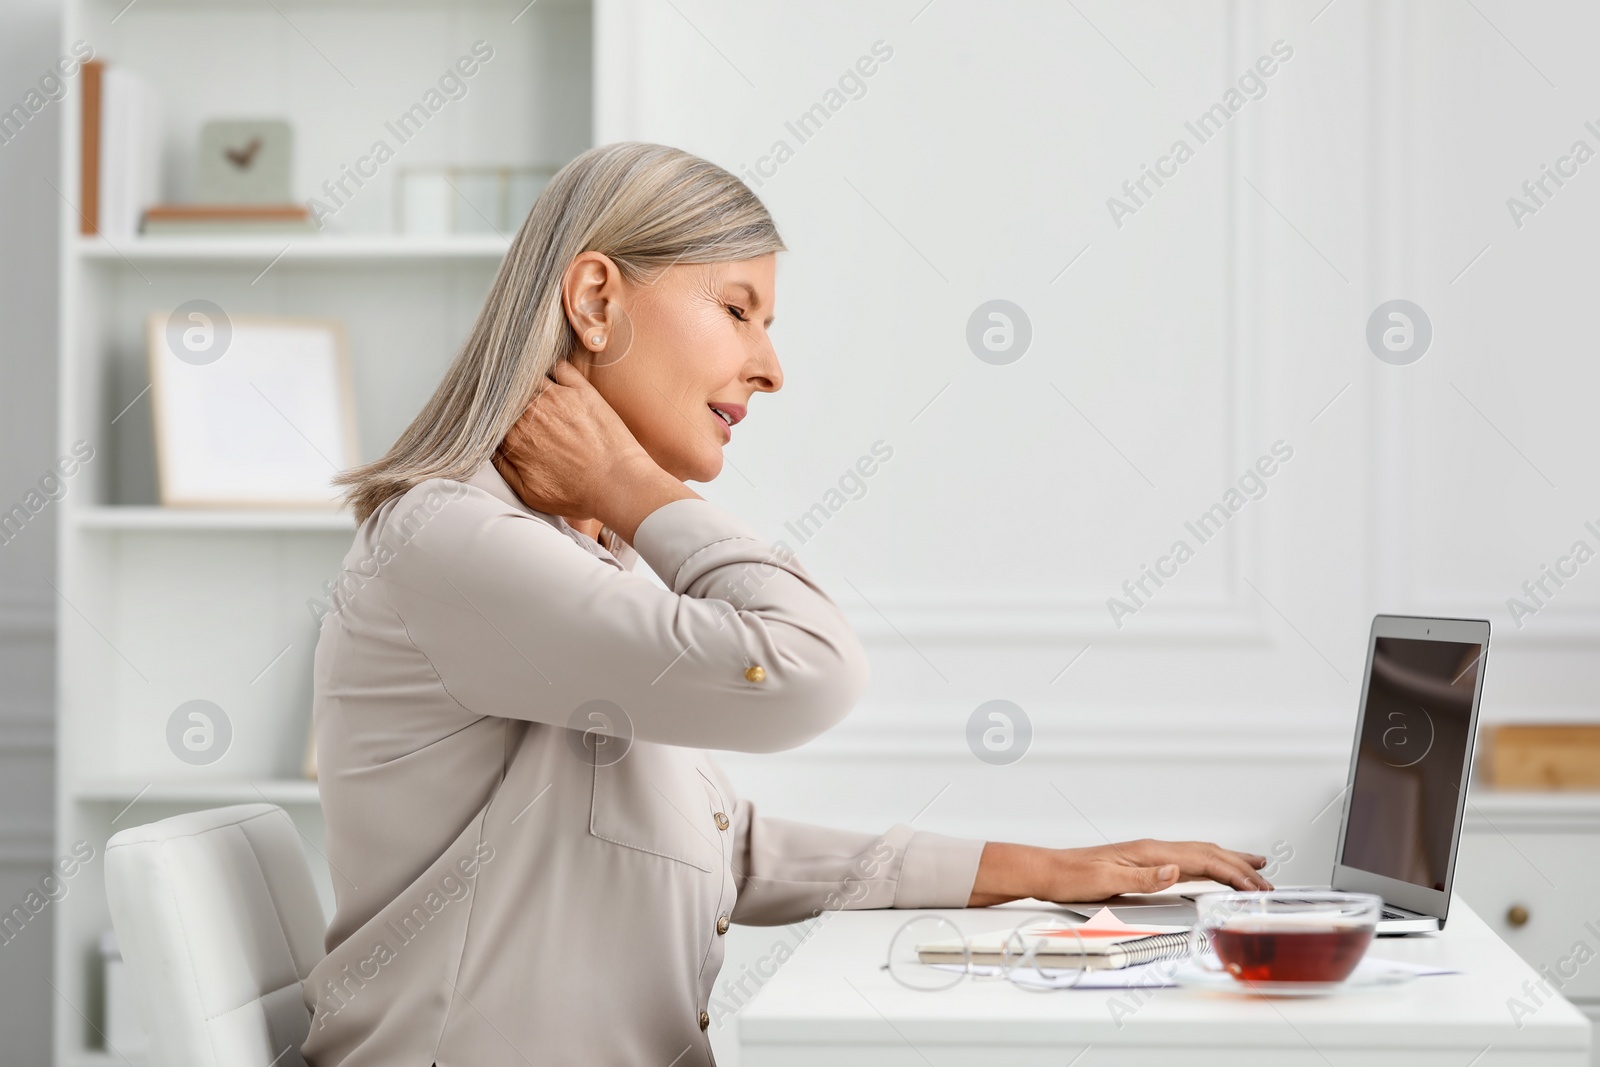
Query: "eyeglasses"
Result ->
[[882, 912, 1101, 992]]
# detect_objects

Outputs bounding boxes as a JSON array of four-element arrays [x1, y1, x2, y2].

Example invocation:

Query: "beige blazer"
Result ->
[[300, 460, 986, 1067]]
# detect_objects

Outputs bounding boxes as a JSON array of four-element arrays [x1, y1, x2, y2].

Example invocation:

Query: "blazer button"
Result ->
[[714, 811, 729, 831], [744, 664, 766, 683], [699, 1010, 711, 1031], [717, 913, 730, 935]]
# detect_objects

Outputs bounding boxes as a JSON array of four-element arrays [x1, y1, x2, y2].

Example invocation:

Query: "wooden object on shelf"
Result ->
[[141, 202, 316, 236], [1481, 724, 1600, 790], [79, 60, 103, 234]]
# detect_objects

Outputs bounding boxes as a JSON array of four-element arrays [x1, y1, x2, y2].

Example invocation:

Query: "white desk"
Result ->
[[736, 894, 1593, 1066]]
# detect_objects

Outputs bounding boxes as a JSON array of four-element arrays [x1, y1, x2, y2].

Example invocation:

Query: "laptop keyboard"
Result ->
[[1268, 897, 1413, 921]]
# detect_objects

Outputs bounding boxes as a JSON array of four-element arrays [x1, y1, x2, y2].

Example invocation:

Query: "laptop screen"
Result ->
[[1339, 636, 1484, 892]]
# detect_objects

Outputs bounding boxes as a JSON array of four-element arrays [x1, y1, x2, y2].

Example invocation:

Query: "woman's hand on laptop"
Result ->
[[967, 839, 1272, 907]]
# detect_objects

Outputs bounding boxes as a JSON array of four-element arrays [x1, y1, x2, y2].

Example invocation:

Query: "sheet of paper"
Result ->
[[932, 952, 1462, 990]]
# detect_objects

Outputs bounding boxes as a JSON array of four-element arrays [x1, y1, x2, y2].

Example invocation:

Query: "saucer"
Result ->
[[1171, 958, 1418, 997]]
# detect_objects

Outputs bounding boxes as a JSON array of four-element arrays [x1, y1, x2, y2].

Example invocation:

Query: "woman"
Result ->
[[302, 142, 1272, 1067]]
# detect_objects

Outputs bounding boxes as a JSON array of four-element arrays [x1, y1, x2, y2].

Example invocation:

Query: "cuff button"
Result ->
[[744, 665, 766, 683]]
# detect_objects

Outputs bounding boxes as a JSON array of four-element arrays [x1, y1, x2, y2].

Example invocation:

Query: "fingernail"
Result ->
[[1159, 865, 1178, 881]]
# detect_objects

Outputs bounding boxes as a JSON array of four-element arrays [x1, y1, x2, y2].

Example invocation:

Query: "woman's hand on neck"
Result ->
[[492, 359, 698, 546]]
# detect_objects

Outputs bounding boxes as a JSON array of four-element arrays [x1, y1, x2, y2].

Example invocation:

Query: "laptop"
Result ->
[[1102, 615, 1491, 935]]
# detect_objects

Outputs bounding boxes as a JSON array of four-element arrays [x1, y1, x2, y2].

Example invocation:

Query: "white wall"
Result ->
[[0, 0, 67, 1061], [589, 8, 1600, 1055], [596, 0, 1599, 837]]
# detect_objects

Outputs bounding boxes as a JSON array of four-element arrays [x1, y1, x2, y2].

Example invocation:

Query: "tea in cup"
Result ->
[[1194, 891, 1380, 983]]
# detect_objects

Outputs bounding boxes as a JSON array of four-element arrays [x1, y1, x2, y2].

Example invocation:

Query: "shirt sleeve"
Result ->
[[375, 481, 870, 754], [708, 763, 986, 926]]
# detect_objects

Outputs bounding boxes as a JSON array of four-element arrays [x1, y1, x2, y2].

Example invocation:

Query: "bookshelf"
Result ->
[[52, 0, 594, 1062]]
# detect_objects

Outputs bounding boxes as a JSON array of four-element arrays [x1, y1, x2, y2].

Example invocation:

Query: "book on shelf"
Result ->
[[80, 62, 163, 239], [141, 203, 317, 236], [78, 60, 102, 234]]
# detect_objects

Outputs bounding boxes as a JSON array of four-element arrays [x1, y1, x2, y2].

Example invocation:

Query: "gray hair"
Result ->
[[335, 141, 785, 523]]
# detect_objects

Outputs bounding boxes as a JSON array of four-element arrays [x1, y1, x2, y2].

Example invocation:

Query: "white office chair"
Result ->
[[105, 803, 327, 1067]]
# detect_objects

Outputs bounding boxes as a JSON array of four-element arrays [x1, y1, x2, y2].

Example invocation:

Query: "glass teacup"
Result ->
[[1192, 891, 1380, 984]]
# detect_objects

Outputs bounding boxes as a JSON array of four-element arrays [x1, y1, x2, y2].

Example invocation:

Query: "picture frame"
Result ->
[[146, 312, 360, 507]]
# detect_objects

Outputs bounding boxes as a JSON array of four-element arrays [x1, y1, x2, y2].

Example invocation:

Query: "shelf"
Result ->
[[71, 507, 355, 531], [64, 1053, 140, 1067], [65, 1053, 145, 1067], [76, 234, 511, 264], [77, 779, 323, 806]]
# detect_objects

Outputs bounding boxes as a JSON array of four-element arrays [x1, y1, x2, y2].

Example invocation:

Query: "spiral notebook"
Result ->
[[916, 907, 1193, 971]]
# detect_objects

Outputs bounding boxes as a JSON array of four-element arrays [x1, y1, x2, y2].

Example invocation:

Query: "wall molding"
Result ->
[[788, 701, 1357, 763], [780, 700, 1600, 762], [597, 0, 1286, 649], [839, 598, 1269, 644], [778, 730, 1351, 763]]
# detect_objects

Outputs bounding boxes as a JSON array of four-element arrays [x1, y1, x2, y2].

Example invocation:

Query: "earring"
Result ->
[[591, 334, 603, 347]]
